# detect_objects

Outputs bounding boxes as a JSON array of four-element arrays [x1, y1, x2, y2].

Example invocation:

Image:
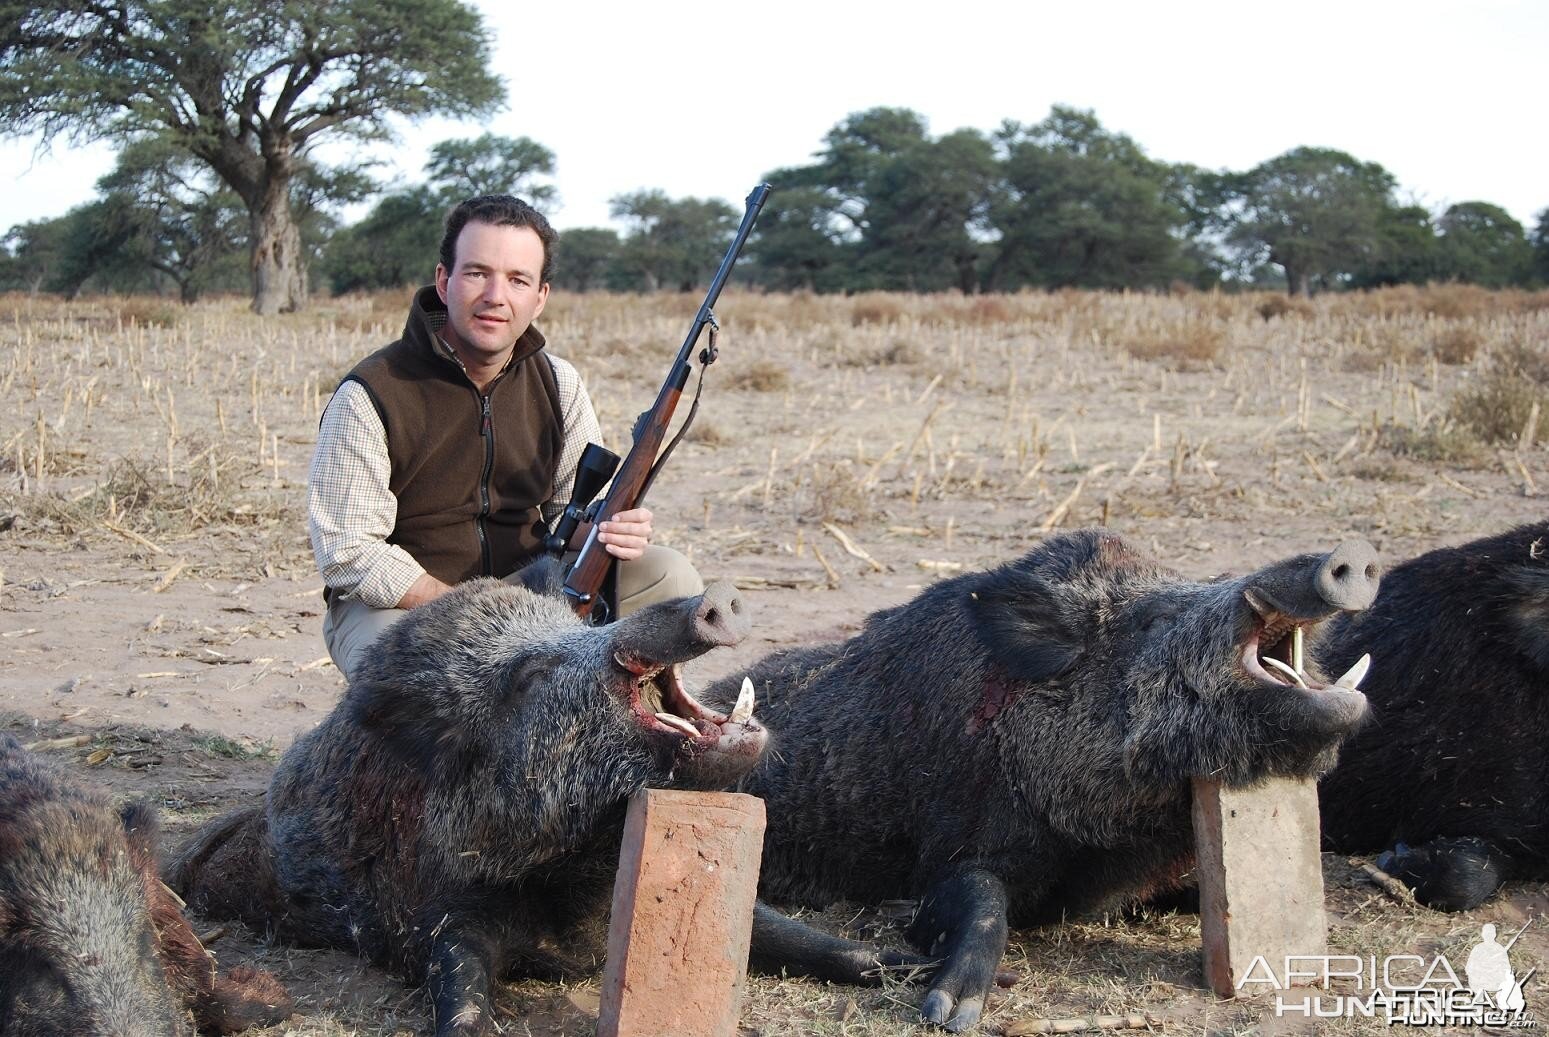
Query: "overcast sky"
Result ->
[[2, 0, 1544, 234]]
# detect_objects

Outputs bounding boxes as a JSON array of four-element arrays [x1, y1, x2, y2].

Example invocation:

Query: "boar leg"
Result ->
[[749, 901, 935, 982], [906, 867, 1009, 1032], [1376, 837, 1509, 911], [425, 920, 501, 1037]]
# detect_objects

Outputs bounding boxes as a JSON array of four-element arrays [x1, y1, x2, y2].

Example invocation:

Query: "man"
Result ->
[[308, 195, 702, 677]]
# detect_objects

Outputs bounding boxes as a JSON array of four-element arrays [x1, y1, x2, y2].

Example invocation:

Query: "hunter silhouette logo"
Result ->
[[1466, 923, 1528, 1015], [1237, 920, 1536, 1026]]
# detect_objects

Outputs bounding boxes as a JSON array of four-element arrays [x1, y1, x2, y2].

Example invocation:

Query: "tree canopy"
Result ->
[[987, 108, 1189, 290], [6, 94, 1543, 300], [608, 190, 737, 292], [1222, 147, 1399, 295], [320, 134, 557, 294], [0, 0, 503, 312], [1435, 202, 1533, 288]]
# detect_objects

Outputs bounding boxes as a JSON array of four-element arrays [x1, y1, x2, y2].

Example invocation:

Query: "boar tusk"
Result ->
[[1291, 627, 1304, 673], [1263, 657, 1310, 689], [1334, 654, 1371, 691], [655, 713, 699, 738], [730, 677, 756, 724]]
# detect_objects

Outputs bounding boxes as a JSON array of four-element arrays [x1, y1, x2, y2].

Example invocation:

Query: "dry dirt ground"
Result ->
[[1, 286, 1546, 1035]]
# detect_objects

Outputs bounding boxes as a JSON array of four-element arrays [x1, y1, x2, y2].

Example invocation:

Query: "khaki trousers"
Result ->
[[322, 546, 703, 680]]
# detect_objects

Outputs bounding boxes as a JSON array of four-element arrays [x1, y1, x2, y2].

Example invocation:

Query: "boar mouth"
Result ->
[[612, 653, 758, 746], [1241, 592, 1370, 698]]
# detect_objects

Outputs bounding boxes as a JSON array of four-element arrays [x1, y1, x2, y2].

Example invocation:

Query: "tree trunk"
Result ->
[[955, 252, 977, 294], [249, 182, 307, 315], [1280, 262, 1311, 298]]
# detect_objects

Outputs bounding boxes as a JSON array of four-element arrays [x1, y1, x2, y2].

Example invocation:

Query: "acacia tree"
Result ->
[[746, 164, 853, 291], [425, 133, 556, 203], [608, 190, 736, 291], [94, 140, 247, 302], [324, 134, 554, 293], [1435, 202, 1532, 287], [988, 107, 1190, 291], [1533, 209, 1549, 286], [1225, 147, 1398, 295], [550, 227, 621, 292], [0, 1, 502, 313]]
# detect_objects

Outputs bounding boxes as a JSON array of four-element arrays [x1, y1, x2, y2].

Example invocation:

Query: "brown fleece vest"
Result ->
[[342, 286, 563, 586]]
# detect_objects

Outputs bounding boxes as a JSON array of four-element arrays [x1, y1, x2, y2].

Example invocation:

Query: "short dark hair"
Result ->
[[439, 195, 558, 286]]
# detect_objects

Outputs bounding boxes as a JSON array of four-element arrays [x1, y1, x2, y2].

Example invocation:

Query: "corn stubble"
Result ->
[[1, 285, 1546, 1034]]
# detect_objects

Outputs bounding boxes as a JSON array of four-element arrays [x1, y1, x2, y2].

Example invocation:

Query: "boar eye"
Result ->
[[1134, 603, 1178, 632]]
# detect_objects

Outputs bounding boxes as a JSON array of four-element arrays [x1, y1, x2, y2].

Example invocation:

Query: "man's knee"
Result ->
[[616, 546, 704, 616], [323, 597, 407, 679]]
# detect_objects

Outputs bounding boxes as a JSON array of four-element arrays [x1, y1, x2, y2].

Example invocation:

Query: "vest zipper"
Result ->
[[477, 393, 494, 576]]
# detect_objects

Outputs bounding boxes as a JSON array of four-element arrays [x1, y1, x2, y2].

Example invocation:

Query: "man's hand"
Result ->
[[598, 507, 653, 560], [397, 572, 454, 609]]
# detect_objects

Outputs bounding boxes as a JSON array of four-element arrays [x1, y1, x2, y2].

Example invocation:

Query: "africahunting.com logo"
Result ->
[[1237, 922, 1536, 1027]]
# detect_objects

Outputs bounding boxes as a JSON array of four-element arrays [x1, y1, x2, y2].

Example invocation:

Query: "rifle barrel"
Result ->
[[561, 183, 772, 619]]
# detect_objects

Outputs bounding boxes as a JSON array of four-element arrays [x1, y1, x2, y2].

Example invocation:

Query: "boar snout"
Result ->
[[1247, 539, 1382, 621], [692, 582, 750, 649], [1315, 540, 1380, 612], [613, 581, 752, 668]]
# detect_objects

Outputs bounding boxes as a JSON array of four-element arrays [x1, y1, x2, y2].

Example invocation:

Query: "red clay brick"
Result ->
[[1192, 777, 1328, 998], [597, 789, 767, 1037]]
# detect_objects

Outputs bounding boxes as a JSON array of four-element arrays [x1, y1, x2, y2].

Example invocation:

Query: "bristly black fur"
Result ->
[[166, 578, 927, 1037], [704, 528, 1377, 1031], [1319, 520, 1549, 911]]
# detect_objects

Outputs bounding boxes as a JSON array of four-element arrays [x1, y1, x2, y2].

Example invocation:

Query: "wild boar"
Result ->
[[1318, 520, 1549, 910], [706, 529, 1380, 1030], [168, 574, 919, 1037], [0, 734, 290, 1035]]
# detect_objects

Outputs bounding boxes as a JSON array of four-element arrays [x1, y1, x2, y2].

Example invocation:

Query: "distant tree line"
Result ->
[[741, 106, 1547, 296], [3, 105, 1546, 302]]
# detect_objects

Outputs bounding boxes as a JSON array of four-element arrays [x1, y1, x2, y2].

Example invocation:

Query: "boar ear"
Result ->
[[118, 800, 161, 869], [968, 569, 1086, 683], [509, 556, 566, 598], [1504, 564, 1549, 672]]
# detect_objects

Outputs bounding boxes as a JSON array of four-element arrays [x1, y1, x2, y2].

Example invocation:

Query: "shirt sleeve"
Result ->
[[306, 380, 426, 608], [543, 355, 605, 529]]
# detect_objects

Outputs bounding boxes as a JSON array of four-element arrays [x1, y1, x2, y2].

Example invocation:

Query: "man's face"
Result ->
[[435, 221, 550, 370]]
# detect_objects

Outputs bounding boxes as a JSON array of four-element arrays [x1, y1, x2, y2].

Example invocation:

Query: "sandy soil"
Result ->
[[1, 287, 1545, 1034]]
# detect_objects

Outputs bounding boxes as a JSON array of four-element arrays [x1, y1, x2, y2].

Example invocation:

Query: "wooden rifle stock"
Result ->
[[561, 184, 771, 620]]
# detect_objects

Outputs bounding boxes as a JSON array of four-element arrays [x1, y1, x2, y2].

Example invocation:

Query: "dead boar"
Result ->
[[706, 529, 1380, 1031], [0, 734, 290, 1035], [167, 573, 920, 1037], [1318, 520, 1549, 910]]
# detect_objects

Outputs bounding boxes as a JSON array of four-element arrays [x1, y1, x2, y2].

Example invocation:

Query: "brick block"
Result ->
[[1192, 776, 1327, 998], [597, 789, 767, 1037]]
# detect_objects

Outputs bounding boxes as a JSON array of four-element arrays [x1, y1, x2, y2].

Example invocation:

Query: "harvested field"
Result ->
[[2, 285, 1546, 1035]]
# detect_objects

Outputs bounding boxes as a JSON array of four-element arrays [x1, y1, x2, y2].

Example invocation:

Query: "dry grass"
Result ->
[[1429, 325, 1483, 365], [1448, 342, 1549, 446], [1255, 294, 1313, 321], [3, 285, 1548, 1036], [799, 460, 875, 524], [114, 297, 182, 329], [1123, 318, 1226, 371], [1375, 420, 1489, 465], [836, 338, 924, 369], [683, 418, 729, 447], [726, 360, 793, 392], [850, 295, 908, 326], [1418, 282, 1495, 319]]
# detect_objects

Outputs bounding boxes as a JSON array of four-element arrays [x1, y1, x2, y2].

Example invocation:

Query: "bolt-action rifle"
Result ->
[[545, 183, 772, 621]]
